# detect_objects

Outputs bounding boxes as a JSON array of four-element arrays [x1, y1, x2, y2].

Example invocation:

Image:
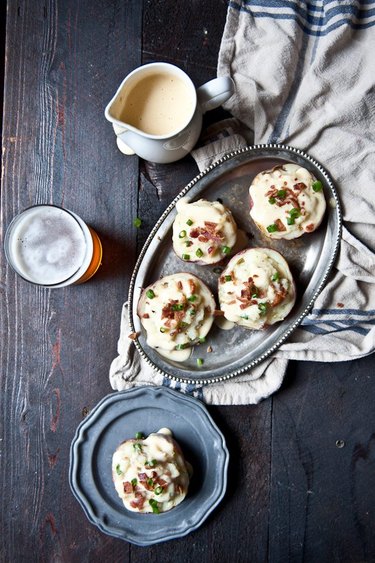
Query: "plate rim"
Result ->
[[69, 385, 229, 546], [128, 143, 342, 385]]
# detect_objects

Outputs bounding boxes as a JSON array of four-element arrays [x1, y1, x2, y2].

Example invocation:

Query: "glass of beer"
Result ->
[[4, 205, 102, 287]]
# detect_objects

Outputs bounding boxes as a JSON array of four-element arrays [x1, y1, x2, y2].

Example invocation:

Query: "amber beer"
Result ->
[[4, 205, 102, 287]]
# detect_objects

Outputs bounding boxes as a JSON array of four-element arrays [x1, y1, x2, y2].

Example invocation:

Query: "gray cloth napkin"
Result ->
[[110, 0, 375, 404]]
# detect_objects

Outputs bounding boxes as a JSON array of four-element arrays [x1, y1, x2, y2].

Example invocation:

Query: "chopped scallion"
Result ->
[[115, 464, 123, 475], [258, 302, 268, 316], [133, 217, 142, 228], [312, 180, 323, 192], [277, 189, 287, 199], [154, 486, 163, 495], [221, 245, 231, 255], [287, 217, 295, 225], [186, 219, 193, 226], [135, 432, 144, 439], [271, 272, 280, 281], [131, 478, 137, 487], [197, 358, 204, 367], [188, 295, 197, 302], [224, 275, 232, 282], [149, 499, 160, 514], [133, 442, 143, 452], [267, 224, 278, 233], [172, 303, 184, 311], [146, 289, 155, 299], [182, 253, 190, 261], [289, 207, 300, 219], [176, 343, 188, 350], [196, 248, 203, 258], [268, 197, 276, 204], [179, 230, 187, 238]]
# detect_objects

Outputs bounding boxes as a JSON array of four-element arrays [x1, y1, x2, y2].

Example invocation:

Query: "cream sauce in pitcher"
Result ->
[[104, 62, 234, 163]]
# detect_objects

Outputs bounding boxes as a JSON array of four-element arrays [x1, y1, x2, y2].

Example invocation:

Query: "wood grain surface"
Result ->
[[1, 1, 374, 562]]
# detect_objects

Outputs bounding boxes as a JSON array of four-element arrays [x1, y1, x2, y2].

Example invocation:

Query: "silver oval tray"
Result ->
[[128, 144, 342, 384]]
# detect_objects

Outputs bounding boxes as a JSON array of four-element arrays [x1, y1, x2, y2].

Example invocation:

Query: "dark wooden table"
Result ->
[[1, 2, 375, 562]]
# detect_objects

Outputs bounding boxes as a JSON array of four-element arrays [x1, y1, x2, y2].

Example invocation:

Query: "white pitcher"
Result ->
[[104, 62, 234, 164]]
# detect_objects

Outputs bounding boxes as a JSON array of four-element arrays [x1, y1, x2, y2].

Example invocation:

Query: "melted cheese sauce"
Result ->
[[249, 163, 326, 240], [112, 428, 190, 513], [138, 273, 216, 359], [218, 248, 296, 329], [173, 198, 237, 264]]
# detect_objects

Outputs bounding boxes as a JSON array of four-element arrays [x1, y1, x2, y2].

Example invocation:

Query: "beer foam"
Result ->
[[8, 206, 87, 285]]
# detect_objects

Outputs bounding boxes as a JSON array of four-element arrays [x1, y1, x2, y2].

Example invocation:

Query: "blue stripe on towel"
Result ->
[[310, 308, 375, 318], [162, 376, 204, 400], [229, 0, 375, 36], [300, 323, 370, 336]]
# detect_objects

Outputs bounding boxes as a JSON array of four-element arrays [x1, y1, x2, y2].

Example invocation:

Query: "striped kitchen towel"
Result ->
[[110, 0, 375, 404]]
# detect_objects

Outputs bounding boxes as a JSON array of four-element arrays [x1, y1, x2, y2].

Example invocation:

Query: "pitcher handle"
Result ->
[[196, 76, 235, 114]]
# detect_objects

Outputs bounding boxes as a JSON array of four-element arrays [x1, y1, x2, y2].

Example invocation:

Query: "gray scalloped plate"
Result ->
[[128, 144, 342, 384], [69, 386, 229, 546]]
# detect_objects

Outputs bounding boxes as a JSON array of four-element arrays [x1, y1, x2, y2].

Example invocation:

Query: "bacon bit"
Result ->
[[123, 482, 133, 494], [161, 300, 187, 325], [271, 286, 287, 307], [237, 277, 262, 309], [189, 221, 223, 244], [275, 219, 286, 232], [266, 187, 278, 197], [142, 313, 150, 319], [207, 345, 213, 353], [156, 477, 168, 487], [337, 302, 345, 308], [214, 309, 225, 317], [208, 246, 214, 254], [293, 182, 306, 191], [128, 332, 140, 340], [138, 473, 147, 482], [130, 491, 145, 510], [177, 280, 183, 290], [188, 278, 196, 293], [228, 300, 236, 305], [305, 223, 315, 232]]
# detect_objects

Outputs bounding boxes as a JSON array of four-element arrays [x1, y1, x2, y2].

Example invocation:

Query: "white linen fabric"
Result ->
[[110, 0, 375, 404]]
